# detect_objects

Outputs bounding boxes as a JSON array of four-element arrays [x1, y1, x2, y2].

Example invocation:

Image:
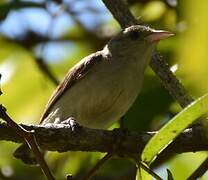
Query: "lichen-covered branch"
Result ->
[[0, 122, 207, 156]]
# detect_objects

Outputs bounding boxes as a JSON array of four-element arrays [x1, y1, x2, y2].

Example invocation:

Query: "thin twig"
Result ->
[[82, 153, 113, 180], [34, 11, 60, 86], [187, 158, 208, 180], [35, 57, 59, 86], [0, 105, 55, 180], [139, 162, 163, 180], [132, 156, 163, 180]]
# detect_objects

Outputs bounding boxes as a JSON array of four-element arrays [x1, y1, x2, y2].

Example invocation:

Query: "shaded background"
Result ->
[[0, 0, 208, 179]]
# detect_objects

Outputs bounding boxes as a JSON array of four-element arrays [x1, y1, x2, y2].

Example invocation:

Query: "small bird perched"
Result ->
[[40, 25, 173, 128], [14, 25, 173, 163]]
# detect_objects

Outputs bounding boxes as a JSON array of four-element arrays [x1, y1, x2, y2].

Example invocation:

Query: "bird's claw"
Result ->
[[61, 117, 81, 132]]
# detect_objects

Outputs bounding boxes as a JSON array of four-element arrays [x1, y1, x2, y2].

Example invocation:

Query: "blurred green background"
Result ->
[[0, 0, 208, 179]]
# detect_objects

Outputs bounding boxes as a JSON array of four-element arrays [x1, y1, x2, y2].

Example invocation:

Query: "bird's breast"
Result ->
[[45, 55, 146, 129]]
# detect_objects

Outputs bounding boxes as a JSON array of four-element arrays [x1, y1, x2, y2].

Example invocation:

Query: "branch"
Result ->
[[102, 0, 138, 28], [150, 53, 194, 108], [35, 57, 59, 86], [83, 153, 113, 180], [0, 106, 55, 180], [0, 122, 207, 155], [102, 0, 193, 108], [0, 1, 44, 20], [187, 158, 208, 180], [101, 1, 208, 178]]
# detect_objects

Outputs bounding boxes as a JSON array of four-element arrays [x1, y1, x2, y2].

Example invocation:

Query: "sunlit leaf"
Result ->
[[136, 167, 152, 180], [142, 93, 208, 164], [167, 169, 174, 180]]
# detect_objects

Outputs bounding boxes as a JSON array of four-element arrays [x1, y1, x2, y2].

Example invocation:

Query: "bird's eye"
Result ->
[[129, 31, 141, 40]]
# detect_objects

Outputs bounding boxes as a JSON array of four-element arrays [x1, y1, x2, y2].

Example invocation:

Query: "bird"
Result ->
[[14, 25, 173, 164]]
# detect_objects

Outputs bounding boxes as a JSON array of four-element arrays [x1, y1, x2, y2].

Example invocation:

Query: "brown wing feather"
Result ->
[[39, 51, 103, 123]]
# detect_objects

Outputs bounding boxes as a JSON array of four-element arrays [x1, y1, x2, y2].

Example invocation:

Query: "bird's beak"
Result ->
[[147, 30, 174, 43]]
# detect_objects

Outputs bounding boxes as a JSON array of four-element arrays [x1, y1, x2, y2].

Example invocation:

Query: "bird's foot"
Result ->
[[60, 117, 82, 132], [44, 117, 81, 132]]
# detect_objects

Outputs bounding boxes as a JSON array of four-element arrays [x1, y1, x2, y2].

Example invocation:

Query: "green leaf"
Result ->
[[136, 167, 152, 180], [141, 93, 208, 164], [167, 169, 174, 180]]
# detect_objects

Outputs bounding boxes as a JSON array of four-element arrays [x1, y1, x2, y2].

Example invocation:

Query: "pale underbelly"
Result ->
[[43, 60, 144, 129]]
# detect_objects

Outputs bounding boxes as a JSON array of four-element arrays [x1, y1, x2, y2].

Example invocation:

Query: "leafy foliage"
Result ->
[[0, 0, 208, 179]]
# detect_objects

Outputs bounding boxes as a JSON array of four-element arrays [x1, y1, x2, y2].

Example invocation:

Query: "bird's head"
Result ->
[[107, 25, 174, 56]]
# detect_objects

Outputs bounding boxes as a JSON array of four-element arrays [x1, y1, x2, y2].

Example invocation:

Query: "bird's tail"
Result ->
[[13, 144, 39, 165]]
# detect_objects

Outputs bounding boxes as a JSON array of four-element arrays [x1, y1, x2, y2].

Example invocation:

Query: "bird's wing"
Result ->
[[39, 51, 103, 123]]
